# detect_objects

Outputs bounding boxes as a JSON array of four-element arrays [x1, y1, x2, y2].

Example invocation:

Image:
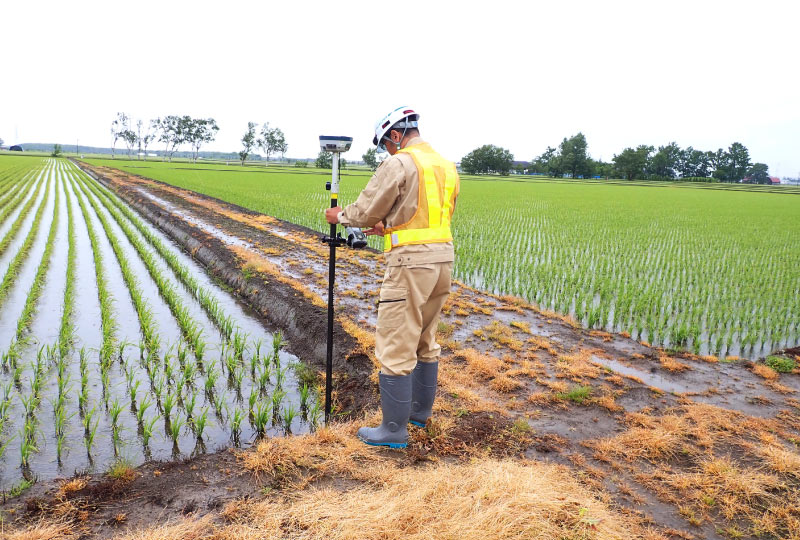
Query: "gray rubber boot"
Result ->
[[409, 360, 438, 427], [357, 373, 411, 448]]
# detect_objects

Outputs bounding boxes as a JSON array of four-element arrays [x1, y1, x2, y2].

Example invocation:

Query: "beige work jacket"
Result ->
[[339, 137, 456, 267]]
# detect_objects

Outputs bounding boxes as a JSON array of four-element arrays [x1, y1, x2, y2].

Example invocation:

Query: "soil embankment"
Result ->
[[4, 161, 798, 540]]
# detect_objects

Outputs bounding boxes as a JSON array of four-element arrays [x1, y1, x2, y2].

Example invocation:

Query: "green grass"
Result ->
[[556, 385, 593, 404], [765, 355, 797, 373], [85, 157, 800, 357]]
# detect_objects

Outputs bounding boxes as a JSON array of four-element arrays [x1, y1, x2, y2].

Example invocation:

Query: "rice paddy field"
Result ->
[[86, 158, 800, 359], [0, 156, 316, 491]]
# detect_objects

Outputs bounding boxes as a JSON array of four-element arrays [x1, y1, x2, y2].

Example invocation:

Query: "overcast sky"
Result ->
[[1, 0, 798, 177]]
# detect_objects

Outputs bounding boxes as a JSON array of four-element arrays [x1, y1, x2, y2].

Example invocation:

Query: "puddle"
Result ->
[[591, 356, 707, 395], [133, 188, 252, 249]]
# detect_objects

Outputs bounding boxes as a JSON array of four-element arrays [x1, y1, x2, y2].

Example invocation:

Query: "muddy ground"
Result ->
[[2, 161, 799, 539]]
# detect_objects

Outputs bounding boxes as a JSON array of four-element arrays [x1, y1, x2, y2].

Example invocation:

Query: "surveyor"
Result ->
[[325, 106, 460, 448]]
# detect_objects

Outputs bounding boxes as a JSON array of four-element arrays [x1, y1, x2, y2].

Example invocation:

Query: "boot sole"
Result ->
[[359, 437, 407, 449], [409, 419, 426, 427]]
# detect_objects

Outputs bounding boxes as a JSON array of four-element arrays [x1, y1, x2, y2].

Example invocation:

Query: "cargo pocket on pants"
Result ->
[[377, 287, 407, 330]]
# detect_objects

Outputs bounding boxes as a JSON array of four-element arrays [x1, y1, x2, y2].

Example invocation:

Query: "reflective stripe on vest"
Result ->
[[383, 143, 459, 252]]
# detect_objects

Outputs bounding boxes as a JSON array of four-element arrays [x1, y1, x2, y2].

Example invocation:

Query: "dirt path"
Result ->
[[3, 161, 799, 540]]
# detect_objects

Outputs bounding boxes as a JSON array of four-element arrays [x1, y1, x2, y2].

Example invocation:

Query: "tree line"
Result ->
[[110, 113, 219, 162], [460, 134, 772, 183]]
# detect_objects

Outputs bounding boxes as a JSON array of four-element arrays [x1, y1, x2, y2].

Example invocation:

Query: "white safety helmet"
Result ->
[[372, 106, 420, 149]]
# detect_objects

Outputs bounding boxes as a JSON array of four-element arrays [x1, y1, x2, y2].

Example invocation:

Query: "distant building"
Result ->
[[769, 176, 781, 185], [9, 145, 23, 152]]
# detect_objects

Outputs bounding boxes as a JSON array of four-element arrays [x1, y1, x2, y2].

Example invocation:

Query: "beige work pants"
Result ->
[[375, 261, 453, 376]]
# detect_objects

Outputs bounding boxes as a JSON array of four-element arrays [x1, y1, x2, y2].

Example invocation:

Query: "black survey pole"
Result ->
[[325, 164, 337, 425], [318, 136, 354, 426], [321, 151, 345, 425]]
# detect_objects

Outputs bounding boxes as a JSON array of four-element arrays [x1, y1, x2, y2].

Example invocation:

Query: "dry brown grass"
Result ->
[[458, 348, 504, 379], [658, 355, 691, 373], [489, 374, 524, 393], [217, 459, 642, 540], [555, 349, 601, 381], [751, 362, 780, 380], [0, 521, 74, 540], [110, 515, 214, 540], [482, 321, 524, 350], [526, 335, 558, 356], [510, 320, 532, 333], [57, 478, 87, 497]]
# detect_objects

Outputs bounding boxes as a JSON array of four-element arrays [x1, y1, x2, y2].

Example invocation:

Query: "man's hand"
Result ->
[[325, 206, 342, 225], [364, 221, 385, 236]]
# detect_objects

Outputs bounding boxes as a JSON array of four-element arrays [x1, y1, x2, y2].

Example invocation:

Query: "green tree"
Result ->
[[613, 145, 653, 181], [559, 133, 590, 178], [315, 150, 332, 168], [315, 151, 346, 169], [531, 146, 556, 175], [239, 122, 257, 165], [257, 124, 287, 165], [186, 118, 219, 162], [727, 142, 751, 182], [746, 163, 770, 184], [647, 142, 681, 179], [461, 144, 514, 175], [154, 115, 190, 162], [51, 143, 62, 157], [362, 148, 379, 171], [110, 112, 128, 159]]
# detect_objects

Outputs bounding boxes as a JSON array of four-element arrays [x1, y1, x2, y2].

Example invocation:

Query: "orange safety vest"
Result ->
[[384, 142, 459, 252]]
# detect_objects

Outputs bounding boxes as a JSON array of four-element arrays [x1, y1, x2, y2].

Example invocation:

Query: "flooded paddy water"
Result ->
[[0, 159, 316, 491]]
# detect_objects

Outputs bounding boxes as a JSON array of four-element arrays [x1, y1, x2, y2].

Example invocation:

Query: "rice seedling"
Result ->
[[248, 388, 258, 415], [275, 364, 287, 389], [234, 367, 245, 393], [184, 392, 197, 419], [169, 415, 185, 446], [109, 399, 124, 427], [282, 403, 298, 433], [299, 383, 311, 411], [142, 414, 161, 447], [19, 427, 37, 468], [224, 351, 238, 376], [193, 408, 209, 440], [137, 395, 153, 425], [213, 390, 226, 419], [230, 407, 244, 441], [182, 359, 197, 387], [251, 338, 263, 375], [83, 407, 99, 455], [153, 374, 165, 404], [309, 398, 323, 429], [272, 330, 284, 366], [271, 389, 286, 418], [204, 366, 219, 395], [128, 380, 141, 410], [177, 343, 188, 367], [252, 401, 272, 437], [258, 366, 271, 393], [162, 391, 176, 420], [232, 330, 248, 360]]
